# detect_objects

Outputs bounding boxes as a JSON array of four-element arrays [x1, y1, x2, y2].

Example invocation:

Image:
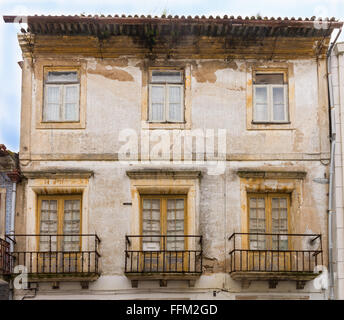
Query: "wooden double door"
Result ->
[[140, 195, 187, 272]]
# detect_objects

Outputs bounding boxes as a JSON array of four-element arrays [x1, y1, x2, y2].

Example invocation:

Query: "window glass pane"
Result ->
[[65, 104, 77, 119], [271, 198, 279, 209], [273, 87, 286, 121], [257, 198, 265, 208], [168, 86, 182, 122], [63, 200, 80, 251], [255, 87, 267, 104], [254, 104, 268, 121], [40, 200, 58, 251], [151, 71, 182, 83], [249, 197, 266, 250], [271, 197, 288, 250], [47, 71, 78, 83], [279, 198, 287, 208], [167, 199, 185, 251], [254, 87, 268, 121], [46, 86, 60, 103], [44, 86, 60, 121], [150, 86, 165, 121], [64, 86, 79, 121], [64, 86, 78, 103], [255, 73, 284, 84], [142, 199, 161, 250]]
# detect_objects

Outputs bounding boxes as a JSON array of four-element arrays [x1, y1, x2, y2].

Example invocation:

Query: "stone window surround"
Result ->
[[237, 169, 307, 238], [126, 170, 201, 251], [34, 60, 87, 130], [141, 63, 192, 130], [246, 62, 295, 131], [24, 174, 91, 252]]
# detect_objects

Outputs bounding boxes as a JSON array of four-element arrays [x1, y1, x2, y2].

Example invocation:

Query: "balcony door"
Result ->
[[247, 193, 290, 271], [37, 195, 81, 273], [141, 195, 186, 272]]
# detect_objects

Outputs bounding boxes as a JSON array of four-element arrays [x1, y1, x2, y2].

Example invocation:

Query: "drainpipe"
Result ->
[[328, 135, 335, 300], [327, 27, 342, 300]]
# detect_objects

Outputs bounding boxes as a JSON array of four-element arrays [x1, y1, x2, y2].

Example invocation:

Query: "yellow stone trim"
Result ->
[[246, 62, 295, 131], [25, 178, 90, 252], [34, 60, 87, 129], [141, 64, 192, 130], [128, 177, 199, 253], [239, 176, 304, 250]]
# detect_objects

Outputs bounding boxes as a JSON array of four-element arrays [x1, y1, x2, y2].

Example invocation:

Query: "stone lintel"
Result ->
[[126, 170, 202, 180], [236, 169, 307, 180]]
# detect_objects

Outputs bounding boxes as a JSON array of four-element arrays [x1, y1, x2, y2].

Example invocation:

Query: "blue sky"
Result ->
[[0, 0, 343, 152]]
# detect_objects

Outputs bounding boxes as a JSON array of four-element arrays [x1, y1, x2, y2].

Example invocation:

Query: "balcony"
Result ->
[[228, 233, 323, 289], [125, 235, 202, 287], [7, 234, 101, 284], [0, 238, 11, 280]]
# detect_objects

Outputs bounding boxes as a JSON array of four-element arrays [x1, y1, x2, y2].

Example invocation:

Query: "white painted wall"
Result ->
[[331, 42, 344, 300]]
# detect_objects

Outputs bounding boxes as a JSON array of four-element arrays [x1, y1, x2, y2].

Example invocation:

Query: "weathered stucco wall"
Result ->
[[331, 42, 344, 300], [14, 160, 328, 299], [24, 57, 328, 159], [14, 52, 330, 299]]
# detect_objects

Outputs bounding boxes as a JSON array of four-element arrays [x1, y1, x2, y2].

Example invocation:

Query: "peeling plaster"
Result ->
[[87, 60, 134, 82], [193, 60, 238, 83]]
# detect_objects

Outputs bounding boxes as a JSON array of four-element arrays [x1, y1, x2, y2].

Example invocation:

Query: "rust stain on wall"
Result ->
[[88, 62, 134, 82], [193, 60, 237, 83]]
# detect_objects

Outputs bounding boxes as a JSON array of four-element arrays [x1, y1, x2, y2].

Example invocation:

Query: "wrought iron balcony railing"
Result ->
[[0, 238, 11, 276], [228, 233, 323, 274], [6, 234, 101, 279], [125, 235, 202, 274]]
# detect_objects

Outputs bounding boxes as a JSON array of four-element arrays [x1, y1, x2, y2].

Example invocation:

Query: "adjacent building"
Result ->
[[0, 144, 21, 299], [1, 14, 342, 300]]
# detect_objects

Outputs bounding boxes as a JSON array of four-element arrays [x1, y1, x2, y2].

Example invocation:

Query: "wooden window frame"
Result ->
[[252, 72, 289, 124], [140, 195, 188, 251], [35, 62, 87, 130], [253, 83, 289, 123], [148, 70, 185, 123], [247, 192, 291, 249], [246, 64, 295, 131], [43, 69, 80, 123], [141, 65, 192, 130], [36, 194, 82, 251]]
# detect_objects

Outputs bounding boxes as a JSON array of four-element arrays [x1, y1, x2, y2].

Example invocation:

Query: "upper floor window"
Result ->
[[149, 70, 184, 123], [253, 73, 288, 123], [43, 71, 80, 122]]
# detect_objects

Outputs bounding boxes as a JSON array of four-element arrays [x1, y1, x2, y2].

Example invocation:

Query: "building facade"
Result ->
[[1, 15, 342, 300], [330, 41, 344, 300]]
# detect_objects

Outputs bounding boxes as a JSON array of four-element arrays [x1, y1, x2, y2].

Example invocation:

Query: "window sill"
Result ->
[[36, 121, 85, 129], [142, 122, 190, 130], [247, 121, 294, 131], [42, 120, 80, 123], [251, 121, 291, 125]]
